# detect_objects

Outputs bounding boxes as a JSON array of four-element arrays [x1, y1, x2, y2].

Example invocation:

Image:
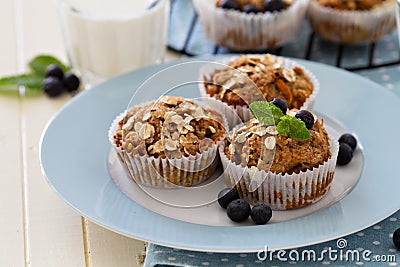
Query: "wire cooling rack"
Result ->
[[167, 0, 400, 71]]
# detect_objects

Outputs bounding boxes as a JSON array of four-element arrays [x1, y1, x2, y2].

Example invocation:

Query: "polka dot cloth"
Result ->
[[144, 212, 399, 266]]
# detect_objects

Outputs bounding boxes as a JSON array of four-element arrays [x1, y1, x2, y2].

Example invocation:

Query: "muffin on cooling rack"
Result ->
[[192, 0, 309, 50], [220, 100, 338, 210], [308, 0, 396, 44], [199, 54, 319, 128], [109, 96, 226, 188]]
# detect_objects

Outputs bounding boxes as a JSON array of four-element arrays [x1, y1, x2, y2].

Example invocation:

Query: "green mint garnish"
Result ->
[[0, 54, 70, 95], [249, 101, 284, 125], [277, 115, 311, 141], [28, 55, 70, 76]]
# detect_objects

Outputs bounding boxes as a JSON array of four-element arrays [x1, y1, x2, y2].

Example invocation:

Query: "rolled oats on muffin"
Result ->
[[192, 0, 309, 51], [219, 99, 338, 210], [308, 0, 396, 44], [199, 54, 319, 128], [109, 96, 227, 188]]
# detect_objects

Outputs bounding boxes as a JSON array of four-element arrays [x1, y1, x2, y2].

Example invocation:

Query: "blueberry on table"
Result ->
[[220, 0, 240, 10], [45, 64, 64, 80], [218, 188, 240, 209], [243, 4, 261, 13], [339, 133, 357, 151], [227, 199, 251, 222], [42, 77, 64, 97], [295, 110, 315, 129], [63, 72, 80, 92], [270, 97, 288, 114], [251, 204, 272, 225], [264, 0, 285, 12], [393, 228, 400, 249], [337, 143, 353, 166]]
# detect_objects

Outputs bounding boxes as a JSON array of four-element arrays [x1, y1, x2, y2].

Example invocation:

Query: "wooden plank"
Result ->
[[0, 0, 25, 266], [83, 219, 146, 267], [18, 0, 86, 266]]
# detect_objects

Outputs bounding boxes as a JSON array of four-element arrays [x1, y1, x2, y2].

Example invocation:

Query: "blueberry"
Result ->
[[251, 204, 272, 225], [220, 0, 240, 10], [393, 228, 400, 249], [270, 98, 288, 114], [63, 72, 80, 92], [264, 0, 285, 12], [42, 77, 64, 97], [339, 133, 357, 151], [227, 199, 251, 222], [295, 110, 315, 129], [45, 64, 64, 80], [218, 188, 240, 209], [337, 143, 353, 166], [242, 4, 261, 13]]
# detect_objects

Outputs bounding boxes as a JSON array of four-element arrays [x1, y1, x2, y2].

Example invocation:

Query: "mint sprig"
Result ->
[[28, 55, 70, 76], [249, 101, 284, 125], [249, 101, 312, 141], [277, 115, 311, 140], [0, 54, 70, 94]]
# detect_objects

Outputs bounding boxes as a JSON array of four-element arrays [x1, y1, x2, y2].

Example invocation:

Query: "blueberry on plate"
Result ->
[[295, 110, 315, 129], [45, 64, 64, 80], [270, 98, 288, 114], [393, 228, 400, 249], [243, 4, 261, 13], [220, 0, 240, 10], [338, 133, 357, 151], [251, 204, 272, 225], [63, 72, 80, 92], [42, 76, 64, 97], [337, 143, 353, 166], [217, 188, 239, 209], [227, 199, 251, 222], [264, 0, 285, 12]]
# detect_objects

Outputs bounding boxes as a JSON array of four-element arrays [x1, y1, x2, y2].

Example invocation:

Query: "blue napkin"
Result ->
[[144, 210, 399, 266]]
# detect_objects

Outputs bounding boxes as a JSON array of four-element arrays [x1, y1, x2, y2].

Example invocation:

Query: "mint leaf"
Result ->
[[277, 115, 311, 140], [28, 55, 70, 76], [0, 74, 43, 93], [249, 101, 284, 125]]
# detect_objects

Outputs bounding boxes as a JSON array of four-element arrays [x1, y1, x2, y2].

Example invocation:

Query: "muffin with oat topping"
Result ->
[[199, 54, 319, 128], [308, 0, 395, 44], [220, 102, 338, 210], [109, 96, 226, 188], [192, 0, 309, 50]]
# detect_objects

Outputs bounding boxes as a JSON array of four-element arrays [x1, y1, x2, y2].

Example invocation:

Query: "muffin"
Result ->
[[192, 0, 309, 50], [199, 54, 319, 128], [109, 96, 226, 188], [308, 0, 396, 44], [220, 101, 338, 210]]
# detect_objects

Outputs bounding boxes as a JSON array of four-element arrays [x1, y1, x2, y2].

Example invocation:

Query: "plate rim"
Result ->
[[39, 56, 400, 253]]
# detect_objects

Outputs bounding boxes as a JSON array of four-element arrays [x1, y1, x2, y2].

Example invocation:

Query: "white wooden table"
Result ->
[[0, 1, 180, 266]]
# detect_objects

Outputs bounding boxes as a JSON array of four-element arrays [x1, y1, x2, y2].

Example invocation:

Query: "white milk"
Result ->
[[58, 0, 169, 83]]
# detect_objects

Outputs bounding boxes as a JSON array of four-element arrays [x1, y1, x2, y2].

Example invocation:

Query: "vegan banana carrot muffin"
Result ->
[[192, 0, 308, 50], [109, 96, 226, 188], [308, 0, 395, 44], [219, 99, 338, 210], [200, 54, 318, 127]]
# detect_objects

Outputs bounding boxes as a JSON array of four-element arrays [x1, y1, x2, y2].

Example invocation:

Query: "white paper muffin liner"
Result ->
[[193, 0, 309, 51], [193, 0, 309, 50], [108, 103, 228, 189], [307, 0, 396, 44], [198, 55, 320, 129], [219, 138, 339, 210]]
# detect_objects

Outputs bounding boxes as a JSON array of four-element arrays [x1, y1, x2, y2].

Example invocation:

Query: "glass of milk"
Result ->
[[57, 0, 170, 86]]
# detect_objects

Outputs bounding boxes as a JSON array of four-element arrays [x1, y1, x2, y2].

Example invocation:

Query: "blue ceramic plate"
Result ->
[[40, 57, 400, 252]]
